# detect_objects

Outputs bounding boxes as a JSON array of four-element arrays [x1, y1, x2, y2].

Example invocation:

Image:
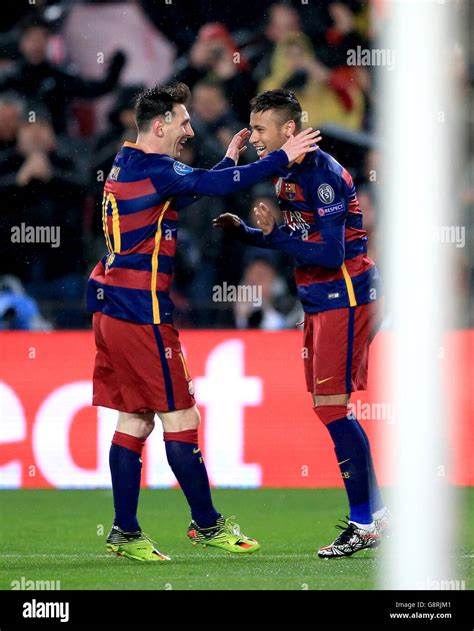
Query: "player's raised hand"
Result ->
[[253, 202, 275, 235], [224, 128, 251, 164], [212, 213, 242, 230], [281, 128, 322, 164]]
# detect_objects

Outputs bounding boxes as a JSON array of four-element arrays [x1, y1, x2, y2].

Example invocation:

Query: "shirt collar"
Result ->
[[123, 141, 151, 153]]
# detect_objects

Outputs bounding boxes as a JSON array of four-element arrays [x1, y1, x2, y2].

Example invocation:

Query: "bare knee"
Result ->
[[312, 394, 350, 425], [312, 393, 349, 408], [157, 405, 201, 433], [117, 412, 155, 439]]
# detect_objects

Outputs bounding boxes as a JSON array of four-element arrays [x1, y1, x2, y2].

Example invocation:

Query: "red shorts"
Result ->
[[303, 300, 383, 395], [92, 312, 195, 414]]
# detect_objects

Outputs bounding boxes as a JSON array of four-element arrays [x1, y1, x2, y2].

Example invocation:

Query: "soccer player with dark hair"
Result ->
[[87, 82, 320, 561], [214, 89, 390, 558]]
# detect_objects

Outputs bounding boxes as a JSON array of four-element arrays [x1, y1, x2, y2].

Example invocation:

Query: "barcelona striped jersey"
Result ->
[[87, 141, 289, 324], [237, 149, 382, 313]]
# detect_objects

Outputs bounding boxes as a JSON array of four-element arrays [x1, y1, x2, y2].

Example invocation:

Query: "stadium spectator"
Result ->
[[0, 15, 127, 134], [0, 93, 23, 150], [190, 80, 243, 167], [0, 117, 86, 309], [233, 258, 288, 330], [0, 275, 51, 331], [140, 0, 278, 54], [259, 32, 365, 131], [169, 22, 255, 122], [248, 3, 301, 85], [0, 0, 41, 65], [313, 1, 373, 129], [315, 1, 367, 69]]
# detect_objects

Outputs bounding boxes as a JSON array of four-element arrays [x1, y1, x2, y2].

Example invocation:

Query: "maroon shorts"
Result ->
[[92, 312, 195, 414], [303, 300, 383, 395]]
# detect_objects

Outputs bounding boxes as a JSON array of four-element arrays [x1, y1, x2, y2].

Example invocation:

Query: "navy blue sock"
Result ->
[[109, 431, 145, 532], [353, 417, 385, 514], [315, 406, 372, 525], [164, 429, 219, 528]]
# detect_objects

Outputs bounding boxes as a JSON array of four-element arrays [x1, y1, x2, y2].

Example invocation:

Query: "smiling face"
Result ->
[[157, 103, 195, 159], [249, 109, 295, 159]]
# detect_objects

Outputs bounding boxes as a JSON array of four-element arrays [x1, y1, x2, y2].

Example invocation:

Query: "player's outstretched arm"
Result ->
[[175, 130, 264, 210], [212, 213, 275, 249], [264, 225, 345, 268], [150, 128, 321, 198]]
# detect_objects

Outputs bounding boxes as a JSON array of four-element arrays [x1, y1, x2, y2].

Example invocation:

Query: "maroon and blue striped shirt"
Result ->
[[236, 149, 382, 313], [87, 141, 289, 324]]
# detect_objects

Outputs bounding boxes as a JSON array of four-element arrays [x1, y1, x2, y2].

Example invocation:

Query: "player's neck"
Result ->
[[134, 133, 167, 155]]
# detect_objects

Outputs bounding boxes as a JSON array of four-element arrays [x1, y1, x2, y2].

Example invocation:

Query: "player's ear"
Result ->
[[152, 118, 164, 138], [283, 120, 296, 138]]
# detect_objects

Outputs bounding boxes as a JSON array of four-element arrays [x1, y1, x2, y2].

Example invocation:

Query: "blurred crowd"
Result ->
[[0, 0, 472, 329]]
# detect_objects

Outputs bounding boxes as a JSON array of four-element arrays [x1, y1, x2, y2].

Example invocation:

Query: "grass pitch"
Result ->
[[1, 488, 472, 591]]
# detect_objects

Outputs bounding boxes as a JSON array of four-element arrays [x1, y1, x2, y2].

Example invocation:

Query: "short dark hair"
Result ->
[[249, 89, 302, 129], [134, 82, 191, 131]]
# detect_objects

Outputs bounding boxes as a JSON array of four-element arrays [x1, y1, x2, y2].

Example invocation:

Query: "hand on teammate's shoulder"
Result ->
[[281, 128, 322, 163]]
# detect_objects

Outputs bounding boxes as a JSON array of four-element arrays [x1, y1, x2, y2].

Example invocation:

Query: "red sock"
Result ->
[[112, 431, 145, 455]]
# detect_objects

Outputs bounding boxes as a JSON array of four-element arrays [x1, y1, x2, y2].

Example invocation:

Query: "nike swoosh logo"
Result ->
[[193, 447, 200, 454], [316, 377, 334, 384]]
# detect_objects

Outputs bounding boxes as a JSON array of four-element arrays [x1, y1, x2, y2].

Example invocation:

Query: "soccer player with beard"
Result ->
[[87, 82, 320, 561], [214, 89, 391, 558]]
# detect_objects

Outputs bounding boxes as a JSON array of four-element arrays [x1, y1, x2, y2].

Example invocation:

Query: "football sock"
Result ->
[[350, 520, 375, 531], [352, 416, 385, 514], [164, 429, 220, 528], [109, 431, 145, 532], [314, 405, 373, 525]]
